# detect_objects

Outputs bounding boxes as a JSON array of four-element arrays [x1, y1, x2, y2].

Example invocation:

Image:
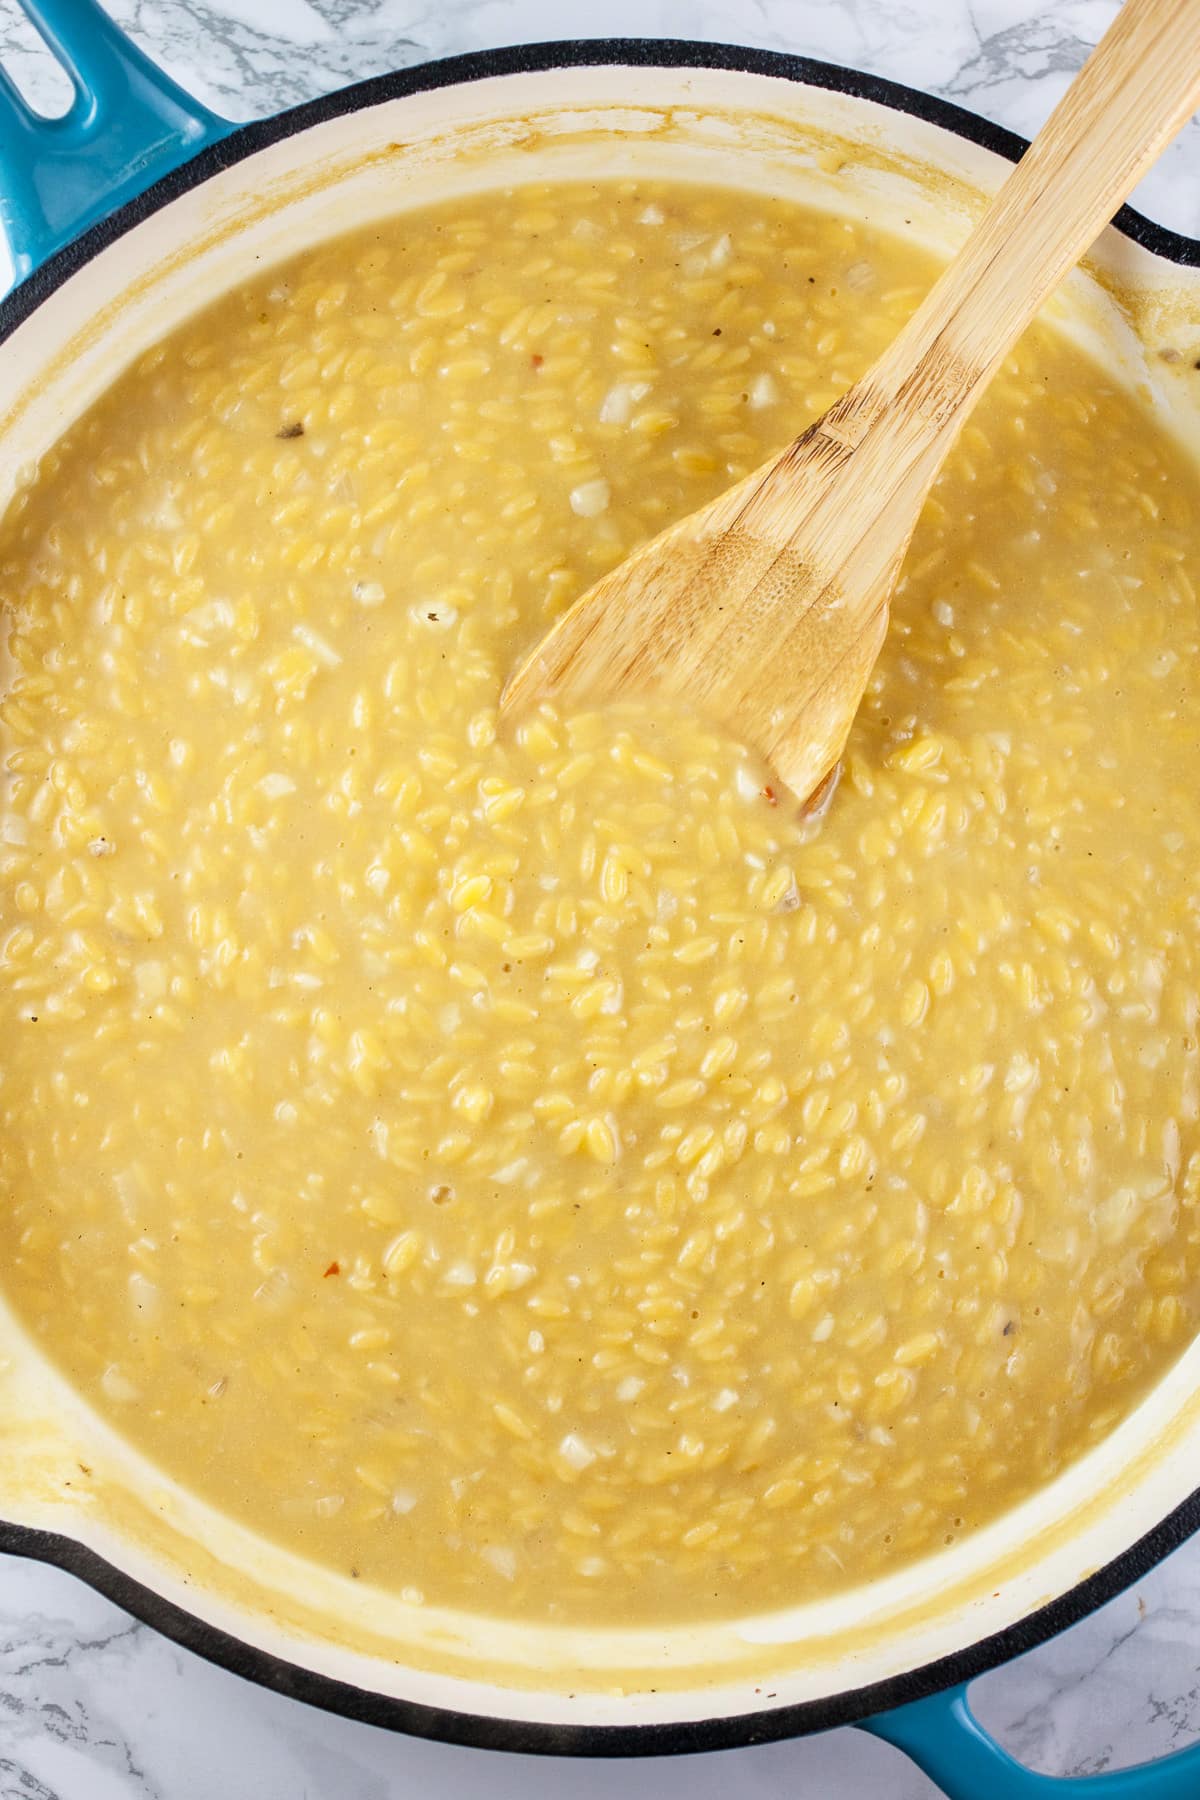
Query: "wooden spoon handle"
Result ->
[[868, 0, 1200, 424]]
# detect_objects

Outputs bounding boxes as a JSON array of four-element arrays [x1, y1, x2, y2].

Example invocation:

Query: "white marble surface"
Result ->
[[0, 1, 1198, 1795]]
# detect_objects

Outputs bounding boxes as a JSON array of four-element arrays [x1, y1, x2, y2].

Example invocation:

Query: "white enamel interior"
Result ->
[[1, 58, 1198, 1733]]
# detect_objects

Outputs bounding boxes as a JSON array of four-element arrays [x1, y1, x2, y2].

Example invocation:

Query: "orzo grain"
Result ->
[[1, 181, 1198, 1625]]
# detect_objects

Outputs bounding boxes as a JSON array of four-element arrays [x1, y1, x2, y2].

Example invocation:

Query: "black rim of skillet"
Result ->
[[1, 34, 1199, 1760]]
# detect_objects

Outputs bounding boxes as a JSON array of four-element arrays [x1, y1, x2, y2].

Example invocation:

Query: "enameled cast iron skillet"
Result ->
[[1, 4, 1199, 1794]]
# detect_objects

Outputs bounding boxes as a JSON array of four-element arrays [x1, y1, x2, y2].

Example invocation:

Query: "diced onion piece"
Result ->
[[101, 1364, 139, 1403], [258, 772, 296, 799], [148, 497, 183, 530], [557, 1431, 596, 1471], [412, 601, 458, 629], [599, 380, 651, 426], [182, 598, 234, 639], [569, 479, 611, 518], [128, 1272, 160, 1316], [135, 961, 168, 1001], [293, 623, 342, 667]]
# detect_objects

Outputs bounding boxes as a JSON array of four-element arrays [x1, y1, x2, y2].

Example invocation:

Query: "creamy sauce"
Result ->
[[0, 181, 1198, 1625]]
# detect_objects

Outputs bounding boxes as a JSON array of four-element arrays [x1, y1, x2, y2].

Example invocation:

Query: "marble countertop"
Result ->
[[0, 1, 1198, 1795]]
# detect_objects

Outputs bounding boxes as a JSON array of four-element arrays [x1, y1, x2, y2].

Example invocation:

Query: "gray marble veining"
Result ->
[[0, 1541, 1198, 1798], [0, 1, 1197, 1795], [1, 0, 1197, 229]]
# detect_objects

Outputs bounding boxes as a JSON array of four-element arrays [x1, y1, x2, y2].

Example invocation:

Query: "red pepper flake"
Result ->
[[530, 353, 544, 369], [323, 1260, 340, 1278], [762, 785, 778, 806]]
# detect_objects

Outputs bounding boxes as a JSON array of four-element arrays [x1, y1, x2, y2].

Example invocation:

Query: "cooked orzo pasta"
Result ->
[[1, 180, 1198, 1625]]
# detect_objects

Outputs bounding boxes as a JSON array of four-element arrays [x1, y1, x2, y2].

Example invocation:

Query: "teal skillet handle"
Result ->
[[0, 0, 234, 290], [862, 1682, 1200, 1798]]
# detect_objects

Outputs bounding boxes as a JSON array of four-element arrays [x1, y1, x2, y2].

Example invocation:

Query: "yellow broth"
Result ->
[[1, 181, 1198, 1624]]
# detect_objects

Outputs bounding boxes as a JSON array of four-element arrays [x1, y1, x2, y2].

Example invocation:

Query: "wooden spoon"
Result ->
[[502, 0, 1200, 805]]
